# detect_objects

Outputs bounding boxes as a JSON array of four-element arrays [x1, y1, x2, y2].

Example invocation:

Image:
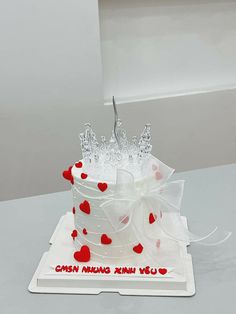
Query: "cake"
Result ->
[[59, 114, 196, 273], [28, 101, 230, 295]]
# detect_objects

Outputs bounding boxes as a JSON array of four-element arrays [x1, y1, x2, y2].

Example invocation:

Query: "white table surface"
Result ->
[[0, 164, 236, 314]]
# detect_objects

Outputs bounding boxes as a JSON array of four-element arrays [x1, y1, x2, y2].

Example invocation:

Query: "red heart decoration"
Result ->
[[62, 166, 72, 181], [62, 170, 71, 180], [82, 228, 88, 235], [156, 239, 161, 248], [149, 213, 157, 224], [101, 234, 112, 245], [75, 161, 83, 168], [133, 243, 143, 254], [97, 182, 108, 192], [71, 229, 78, 240], [72, 206, 76, 215], [74, 245, 90, 262], [155, 171, 163, 180], [81, 173, 88, 180], [158, 268, 167, 275], [79, 200, 90, 215], [119, 215, 129, 224]]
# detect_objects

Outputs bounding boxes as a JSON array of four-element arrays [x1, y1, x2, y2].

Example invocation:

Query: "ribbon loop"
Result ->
[[101, 156, 231, 246]]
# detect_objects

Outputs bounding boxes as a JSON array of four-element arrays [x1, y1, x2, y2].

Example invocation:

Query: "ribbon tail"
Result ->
[[159, 210, 232, 246], [188, 226, 232, 246], [148, 179, 232, 246]]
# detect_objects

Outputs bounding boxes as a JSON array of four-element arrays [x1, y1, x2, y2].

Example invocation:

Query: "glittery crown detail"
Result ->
[[79, 121, 152, 165]]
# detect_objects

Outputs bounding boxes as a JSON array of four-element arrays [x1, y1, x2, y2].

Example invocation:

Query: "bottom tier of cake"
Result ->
[[28, 212, 195, 296]]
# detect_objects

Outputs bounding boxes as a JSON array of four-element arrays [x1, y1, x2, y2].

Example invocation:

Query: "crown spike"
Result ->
[[138, 124, 152, 160], [79, 98, 152, 165]]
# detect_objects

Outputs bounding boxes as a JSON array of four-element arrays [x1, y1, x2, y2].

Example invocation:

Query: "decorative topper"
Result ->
[[79, 97, 152, 165]]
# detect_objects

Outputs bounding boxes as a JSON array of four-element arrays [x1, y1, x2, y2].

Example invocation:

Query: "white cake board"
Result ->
[[28, 213, 195, 296]]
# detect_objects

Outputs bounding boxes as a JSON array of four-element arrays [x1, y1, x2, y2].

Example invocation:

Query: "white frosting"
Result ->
[[71, 159, 154, 264], [71, 156, 177, 265]]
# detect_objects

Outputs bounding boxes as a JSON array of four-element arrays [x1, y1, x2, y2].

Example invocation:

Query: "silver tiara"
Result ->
[[79, 97, 152, 165]]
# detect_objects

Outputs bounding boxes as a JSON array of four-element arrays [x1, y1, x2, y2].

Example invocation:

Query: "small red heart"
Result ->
[[72, 206, 76, 215], [82, 228, 88, 235], [155, 171, 163, 180], [149, 213, 157, 224], [62, 166, 72, 181], [133, 243, 143, 254], [119, 215, 129, 224], [81, 173, 88, 180], [71, 229, 78, 240], [101, 234, 112, 245], [74, 245, 90, 262], [75, 161, 83, 168], [156, 239, 161, 248], [79, 200, 90, 215], [158, 268, 167, 275], [97, 182, 108, 192]]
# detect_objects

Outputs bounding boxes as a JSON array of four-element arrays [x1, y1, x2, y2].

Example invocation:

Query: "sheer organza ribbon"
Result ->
[[100, 156, 231, 249]]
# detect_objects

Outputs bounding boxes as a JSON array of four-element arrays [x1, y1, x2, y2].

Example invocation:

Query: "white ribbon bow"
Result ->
[[101, 156, 231, 248]]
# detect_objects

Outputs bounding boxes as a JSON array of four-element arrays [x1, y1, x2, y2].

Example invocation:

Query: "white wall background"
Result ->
[[99, 0, 236, 103], [0, 0, 236, 201]]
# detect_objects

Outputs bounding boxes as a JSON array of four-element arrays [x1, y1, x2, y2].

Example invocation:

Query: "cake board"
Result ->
[[28, 212, 195, 296]]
